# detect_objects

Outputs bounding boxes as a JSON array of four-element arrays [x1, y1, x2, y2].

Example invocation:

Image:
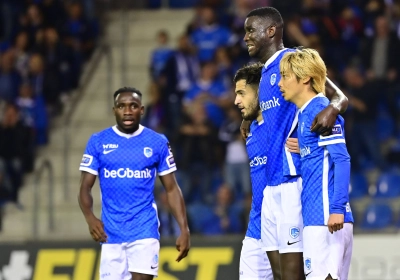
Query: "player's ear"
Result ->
[[302, 76, 311, 84], [267, 25, 276, 38], [140, 105, 145, 116]]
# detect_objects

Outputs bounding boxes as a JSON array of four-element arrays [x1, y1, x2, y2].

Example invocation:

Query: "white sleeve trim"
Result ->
[[79, 167, 98, 175], [318, 139, 346, 146], [158, 166, 177, 176]]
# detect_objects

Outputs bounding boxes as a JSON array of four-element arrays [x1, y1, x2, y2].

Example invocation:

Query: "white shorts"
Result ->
[[100, 238, 160, 279], [261, 178, 303, 253], [303, 223, 353, 280], [239, 237, 273, 280]]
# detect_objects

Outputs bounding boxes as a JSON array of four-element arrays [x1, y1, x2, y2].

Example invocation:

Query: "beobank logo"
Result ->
[[249, 156, 267, 167], [104, 168, 153, 178]]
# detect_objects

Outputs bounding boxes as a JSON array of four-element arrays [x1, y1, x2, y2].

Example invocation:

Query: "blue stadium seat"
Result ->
[[377, 113, 395, 141], [349, 173, 368, 199], [361, 202, 393, 229], [374, 173, 400, 198]]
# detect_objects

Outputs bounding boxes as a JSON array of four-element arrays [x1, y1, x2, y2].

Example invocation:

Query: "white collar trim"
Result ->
[[264, 48, 288, 69], [300, 93, 325, 113], [112, 124, 144, 138]]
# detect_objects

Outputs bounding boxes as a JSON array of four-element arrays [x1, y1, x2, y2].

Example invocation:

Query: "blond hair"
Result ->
[[280, 48, 327, 94]]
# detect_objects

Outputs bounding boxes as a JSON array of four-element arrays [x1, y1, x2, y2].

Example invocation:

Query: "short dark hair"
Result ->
[[233, 62, 264, 85], [247, 7, 283, 27], [113, 87, 142, 101]]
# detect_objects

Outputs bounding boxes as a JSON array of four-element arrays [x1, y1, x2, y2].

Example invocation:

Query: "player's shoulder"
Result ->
[[141, 126, 169, 143], [304, 95, 329, 115], [88, 127, 114, 141]]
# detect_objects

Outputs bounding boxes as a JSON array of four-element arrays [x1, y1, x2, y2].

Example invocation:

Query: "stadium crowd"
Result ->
[[1, 0, 400, 235], [0, 0, 98, 221], [145, 0, 400, 236]]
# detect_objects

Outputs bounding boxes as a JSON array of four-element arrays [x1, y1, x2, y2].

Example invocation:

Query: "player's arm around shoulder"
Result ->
[[159, 173, 191, 262], [311, 78, 349, 136]]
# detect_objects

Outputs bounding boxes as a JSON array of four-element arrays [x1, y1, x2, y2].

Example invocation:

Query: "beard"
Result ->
[[242, 100, 260, 121]]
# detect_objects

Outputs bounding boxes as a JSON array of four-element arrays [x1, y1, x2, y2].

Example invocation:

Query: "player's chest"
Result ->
[[298, 119, 319, 157], [99, 142, 158, 166]]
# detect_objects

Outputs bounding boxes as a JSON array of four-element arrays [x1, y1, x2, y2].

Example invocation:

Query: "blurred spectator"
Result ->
[[0, 104, 34, 205], [199, 183, 244, 235], [15, 82, 48, 146], [142, 82, 166, 133], [219, 106, 251, 197], [344, 66, 386, 171], [0, 50, 21, 102], [214, 47, 235, 88], [150, 30, 173, 82], [183, 61, 230, 128], [26, 4, 45, 46], [177, 101, 216, 204], [160, 34, 200, 135], [12, 31, 30, 79], [190, 6, 232, 62], [361, 16, 400, 82]]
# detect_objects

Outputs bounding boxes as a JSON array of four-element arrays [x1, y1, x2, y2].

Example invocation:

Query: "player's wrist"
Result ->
[[329, 103, 340, 114]]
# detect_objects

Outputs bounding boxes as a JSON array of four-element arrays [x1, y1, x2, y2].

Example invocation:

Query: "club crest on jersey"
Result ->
[[270, 73, 277, 85], [144, 147, 153, 158], [289, 226, 300, 239], [305, 258, 311, 270]]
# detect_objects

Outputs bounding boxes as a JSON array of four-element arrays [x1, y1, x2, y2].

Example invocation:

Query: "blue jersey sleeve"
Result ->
[[318, 117, 346, 147], [79, 134, 100, 175], [326, 143, 351, 215], [157, 137, 177, 176]]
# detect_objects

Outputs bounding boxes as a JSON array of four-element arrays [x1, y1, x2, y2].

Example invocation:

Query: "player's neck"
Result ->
[[256, 111, 263, 122], [259, 42, 284, 63], [294, 90, 317, 109]]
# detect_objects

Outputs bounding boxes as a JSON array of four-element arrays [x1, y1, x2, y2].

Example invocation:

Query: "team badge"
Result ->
[[270, 73, 277, 85], [144, 147, 153, 158], [305, 258, 311, 270], [289, 226, 300, 239]]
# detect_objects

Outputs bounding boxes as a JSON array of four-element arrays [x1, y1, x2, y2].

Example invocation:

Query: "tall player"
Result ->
[[78, 87, 190, 280], [234, 62, 272, 280], [279, 48, 353, 280], [243, 7, 349, 280]]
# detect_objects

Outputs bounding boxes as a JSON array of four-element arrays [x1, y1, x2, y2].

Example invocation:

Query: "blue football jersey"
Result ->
[[298, 94, 354, 226], [259, 48, 301, 186], [79, 125, 177, 243], [245, 119, 268, 239]]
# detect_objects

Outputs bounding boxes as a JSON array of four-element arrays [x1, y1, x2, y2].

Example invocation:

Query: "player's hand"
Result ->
[[286, 138, 300, 153], [327, 214, 344, 234], [175, 230, 190, 262], [240, 120, 251, 139], [310, 104, 339, 136], [87, 216, 107, 243]]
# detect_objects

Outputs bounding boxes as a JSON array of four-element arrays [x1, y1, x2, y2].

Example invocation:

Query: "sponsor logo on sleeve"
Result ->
[[332, 124, 342, 135], [81, 154, 93, 166]]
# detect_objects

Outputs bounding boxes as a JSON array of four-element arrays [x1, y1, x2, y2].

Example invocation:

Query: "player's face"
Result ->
[[113, 92, 144, 134], [234, 79, 259, 121], [244, 17, 271, 59], [278, 71, 302, 102]]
